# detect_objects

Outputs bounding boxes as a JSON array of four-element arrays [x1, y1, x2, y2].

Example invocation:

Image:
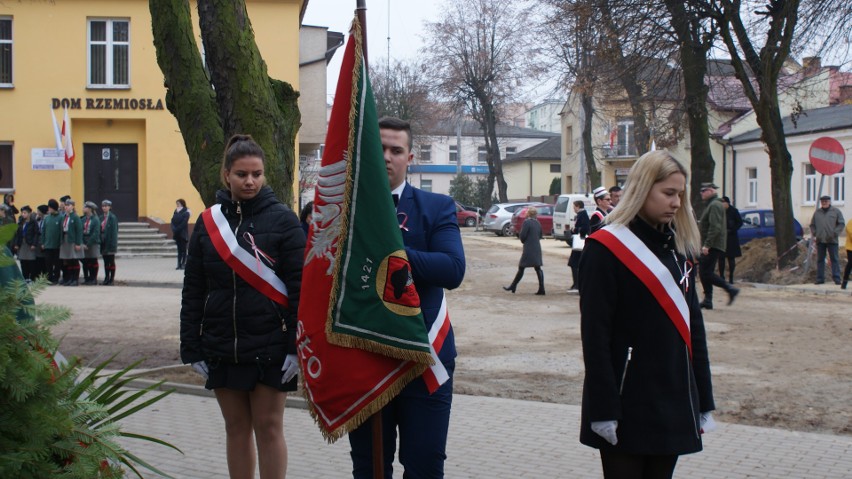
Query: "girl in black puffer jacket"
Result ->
[[180, 134, 304, 478]]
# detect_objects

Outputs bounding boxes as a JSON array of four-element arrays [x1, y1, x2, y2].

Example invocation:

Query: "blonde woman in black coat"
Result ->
[[579, 151, 715, 478], [503, 206, 545, 295]]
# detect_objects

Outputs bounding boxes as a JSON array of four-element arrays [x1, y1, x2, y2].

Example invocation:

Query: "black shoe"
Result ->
[[815, 281, 825, 285], [834, 280, 841, 285], [64, 280, 79, 287], [535, 290, 546, 295], [842, 280, 848, 290], [727, 287, 740, 306], [503, 285, 516, 294], [700, 301, 713, 310]]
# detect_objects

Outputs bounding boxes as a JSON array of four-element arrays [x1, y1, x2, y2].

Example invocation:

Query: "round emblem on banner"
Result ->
[[375, 250, 421, 316]]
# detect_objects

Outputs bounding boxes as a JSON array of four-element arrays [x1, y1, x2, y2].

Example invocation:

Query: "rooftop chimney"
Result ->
[[803, 56, 822, 72]]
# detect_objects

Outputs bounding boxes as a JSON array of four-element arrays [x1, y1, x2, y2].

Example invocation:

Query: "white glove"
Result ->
[[591, 420, 618, 445], [700, 412, 717, 433], [191, 361, 209, 380], [281, 354, 299, 384]]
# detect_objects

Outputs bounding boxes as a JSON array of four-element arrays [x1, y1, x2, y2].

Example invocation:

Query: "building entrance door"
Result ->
[[83, 144, 139, 221]]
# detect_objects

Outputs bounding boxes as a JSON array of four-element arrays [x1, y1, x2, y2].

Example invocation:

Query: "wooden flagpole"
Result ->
[[356, 5, 383, 479]]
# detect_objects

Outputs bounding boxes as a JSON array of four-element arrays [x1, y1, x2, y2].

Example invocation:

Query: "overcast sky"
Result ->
[[302, 0, 442, 100]]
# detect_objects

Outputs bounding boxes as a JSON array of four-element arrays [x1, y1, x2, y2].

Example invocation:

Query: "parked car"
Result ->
[[552, 193, 596, 243], [483, 202, 533, 236], [510, 204, 555, 236], [455, 202, 481, 227], [738, 209, 804, 245]]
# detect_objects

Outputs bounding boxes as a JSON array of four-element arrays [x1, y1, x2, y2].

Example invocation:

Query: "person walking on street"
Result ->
[[181, 134, 305, 479], [504, 206, 545, 295], [171, 199, 190, 270], [810, 195, 845, 285], [347, 117, 465, 479], [579, 151, 716, 478], [100, 199, 119, 285], [718, 196, 743, 284], [698, 183, 739, 309], [841, 218, 852, 290], [81, 201, 101, 285]]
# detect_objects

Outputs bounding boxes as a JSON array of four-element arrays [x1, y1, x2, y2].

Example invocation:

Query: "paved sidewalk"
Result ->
[[111, 248, 850, 478], [122, 392, 852, 478]]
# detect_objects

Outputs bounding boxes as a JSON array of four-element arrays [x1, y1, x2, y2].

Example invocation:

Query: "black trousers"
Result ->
[[44, 248, 61, 283], [600, 450, 679, 479], [843, 250, 852, 284], [699, 248, 732, 302]]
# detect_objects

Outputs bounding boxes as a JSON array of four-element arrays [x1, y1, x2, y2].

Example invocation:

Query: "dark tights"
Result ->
[[842, 250, 852, 286], [102, 254, 116, 284], [600, 450, 678, 479]]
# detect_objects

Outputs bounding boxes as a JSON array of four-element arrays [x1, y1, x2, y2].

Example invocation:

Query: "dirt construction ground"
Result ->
[[45, 232, 852, 436]]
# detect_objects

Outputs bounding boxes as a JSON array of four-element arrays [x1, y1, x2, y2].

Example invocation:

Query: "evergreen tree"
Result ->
[[0, 224, 179, 478]]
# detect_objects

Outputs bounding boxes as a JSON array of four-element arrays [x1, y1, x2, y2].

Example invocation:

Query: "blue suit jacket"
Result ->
[[397, 184, 465, 364]]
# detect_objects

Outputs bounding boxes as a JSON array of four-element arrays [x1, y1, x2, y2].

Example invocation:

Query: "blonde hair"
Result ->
[[606, 150, 701, 257], [526, 206, 538, 218]]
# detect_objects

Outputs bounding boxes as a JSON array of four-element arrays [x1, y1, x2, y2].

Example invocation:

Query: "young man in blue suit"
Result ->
[[348, 117, 466, 478]]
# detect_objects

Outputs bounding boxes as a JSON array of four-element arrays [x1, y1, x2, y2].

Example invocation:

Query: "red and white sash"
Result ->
[[202, 204, 289, 307], [422, 291, 451, 394], [593, 224, 692, 356]]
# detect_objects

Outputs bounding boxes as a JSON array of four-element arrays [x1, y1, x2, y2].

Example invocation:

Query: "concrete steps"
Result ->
[[117, 222, 177, 258]]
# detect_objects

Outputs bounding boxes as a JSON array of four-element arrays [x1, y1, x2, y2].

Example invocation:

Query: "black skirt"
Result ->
[[205, 361, 297, 393]]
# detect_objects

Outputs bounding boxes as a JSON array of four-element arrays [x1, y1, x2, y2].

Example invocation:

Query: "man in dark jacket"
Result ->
[[348, 117, 465, 479], [810, 195, 845, 285], [698, 183, 738, 309]]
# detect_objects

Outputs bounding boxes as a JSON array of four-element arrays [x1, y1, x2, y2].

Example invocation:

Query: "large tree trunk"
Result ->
[[757, 96, 797, 264], [150, 0, 224, 206], [150, 0, 301, 207], [581, 91, 600, 189], [481, 102, 508, 202], [663, 0, 715, 215], [619, 73, 651, 156]]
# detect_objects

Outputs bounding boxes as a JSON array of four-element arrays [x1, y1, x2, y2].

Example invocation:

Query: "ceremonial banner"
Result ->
[[297, 17, 433, 442]]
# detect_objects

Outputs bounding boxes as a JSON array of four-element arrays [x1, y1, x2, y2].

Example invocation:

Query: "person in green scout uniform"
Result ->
[[81, 201, 102, 286], [99, 199, 119, 285], [41, 199, 63, 285], [59, 199, 83, 286]]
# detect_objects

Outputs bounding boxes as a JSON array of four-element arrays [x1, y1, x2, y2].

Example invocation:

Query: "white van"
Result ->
[[552, 194, 596, 243]]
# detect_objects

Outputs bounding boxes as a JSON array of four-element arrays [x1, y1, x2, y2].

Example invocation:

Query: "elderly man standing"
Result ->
[[698, 183, 739, 309], [810, 195, 845, 285]]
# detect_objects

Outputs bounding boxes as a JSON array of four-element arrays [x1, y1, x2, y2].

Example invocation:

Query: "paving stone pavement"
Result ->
[[110, 252, 851, 478], [121, 392, 852, 479]]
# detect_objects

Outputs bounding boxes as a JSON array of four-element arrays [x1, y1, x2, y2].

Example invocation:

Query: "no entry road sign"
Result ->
[[809, 137, 846, 175]]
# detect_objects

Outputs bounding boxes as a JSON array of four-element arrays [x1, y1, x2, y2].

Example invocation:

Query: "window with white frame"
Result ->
[[747, 168, 758, 205], [0, 143, 13, 190], [505, 146, 516, 158], [617, 119, 637, 157], [0, 18, 11, 87], [420, 144, 432, 163], [88, 19, 130, 88], [831, 167, 845, 203], [478, 146, 487, 163], [449, 145, 458, 163], [421, 179, 432, 192], [803, 163, 817, 204]]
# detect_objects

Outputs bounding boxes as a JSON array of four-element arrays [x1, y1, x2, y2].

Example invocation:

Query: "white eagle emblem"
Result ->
[[305, 158, 348, 275]]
